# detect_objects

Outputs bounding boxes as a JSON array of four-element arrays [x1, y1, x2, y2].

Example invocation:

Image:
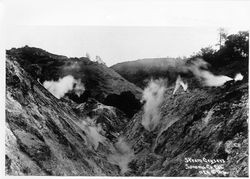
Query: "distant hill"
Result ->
[[111, 55, 248, 89], [111, 58, 187, 88]]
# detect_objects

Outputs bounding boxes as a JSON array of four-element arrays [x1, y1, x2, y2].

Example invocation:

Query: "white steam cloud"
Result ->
[[74, 79, 85, 97], [196, 70, 233, 87], [43, 75, 85, 99], [85, 125, 104, 150], [108, 137, 134, 174], [234, 73, 244, 81], [80, 118, 105, 150], [189, 58, 233, 87], [142, 79, 166, 131]]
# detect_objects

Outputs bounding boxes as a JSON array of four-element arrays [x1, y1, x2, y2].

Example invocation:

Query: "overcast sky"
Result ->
[[2, 0, 250, 66], [5, 26, 246, 66]]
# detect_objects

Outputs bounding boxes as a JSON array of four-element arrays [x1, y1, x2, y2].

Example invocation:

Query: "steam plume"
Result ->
[[108, 137, 134, 174], [195, 70, 233, 87], [43, 75, 85, 99], [189, 58, 233, 87], [80, 118, 105, 150], [234, 73, 244, 81], [142, 79, 166, 131], [74, 79, 85, 97], [86, 125, 104, 150]]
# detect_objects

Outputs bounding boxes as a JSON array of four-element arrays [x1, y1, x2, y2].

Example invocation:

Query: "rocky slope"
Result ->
[[5, 56, 131, 175], [5, 47, 248, 177], [123, 80, 248, 177]]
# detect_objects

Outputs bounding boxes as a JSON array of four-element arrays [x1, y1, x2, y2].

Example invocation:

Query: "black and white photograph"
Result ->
[[2, 0, 249, 177]]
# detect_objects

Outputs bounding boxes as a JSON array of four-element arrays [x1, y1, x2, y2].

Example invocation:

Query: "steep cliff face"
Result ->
[[5, 57, 129, 176], [72, 98, 129, 142], [123, 80, 248, 177]]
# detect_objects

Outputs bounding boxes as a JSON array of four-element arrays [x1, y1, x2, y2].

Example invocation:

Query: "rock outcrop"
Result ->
[[124, 80, 248, 177], [5, 57, 129, 175]]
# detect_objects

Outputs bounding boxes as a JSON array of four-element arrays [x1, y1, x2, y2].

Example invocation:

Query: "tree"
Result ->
[[189, 46, 216, 64], [95, 55, 106, 65], [86, 53, 91, 60], [224, 31, 249, 59], [200, 46, 215, 58], [217, 28, 228, 49]]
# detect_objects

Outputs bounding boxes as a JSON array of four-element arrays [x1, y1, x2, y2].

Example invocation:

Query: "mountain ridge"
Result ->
[[6, 46, 142, 117]]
